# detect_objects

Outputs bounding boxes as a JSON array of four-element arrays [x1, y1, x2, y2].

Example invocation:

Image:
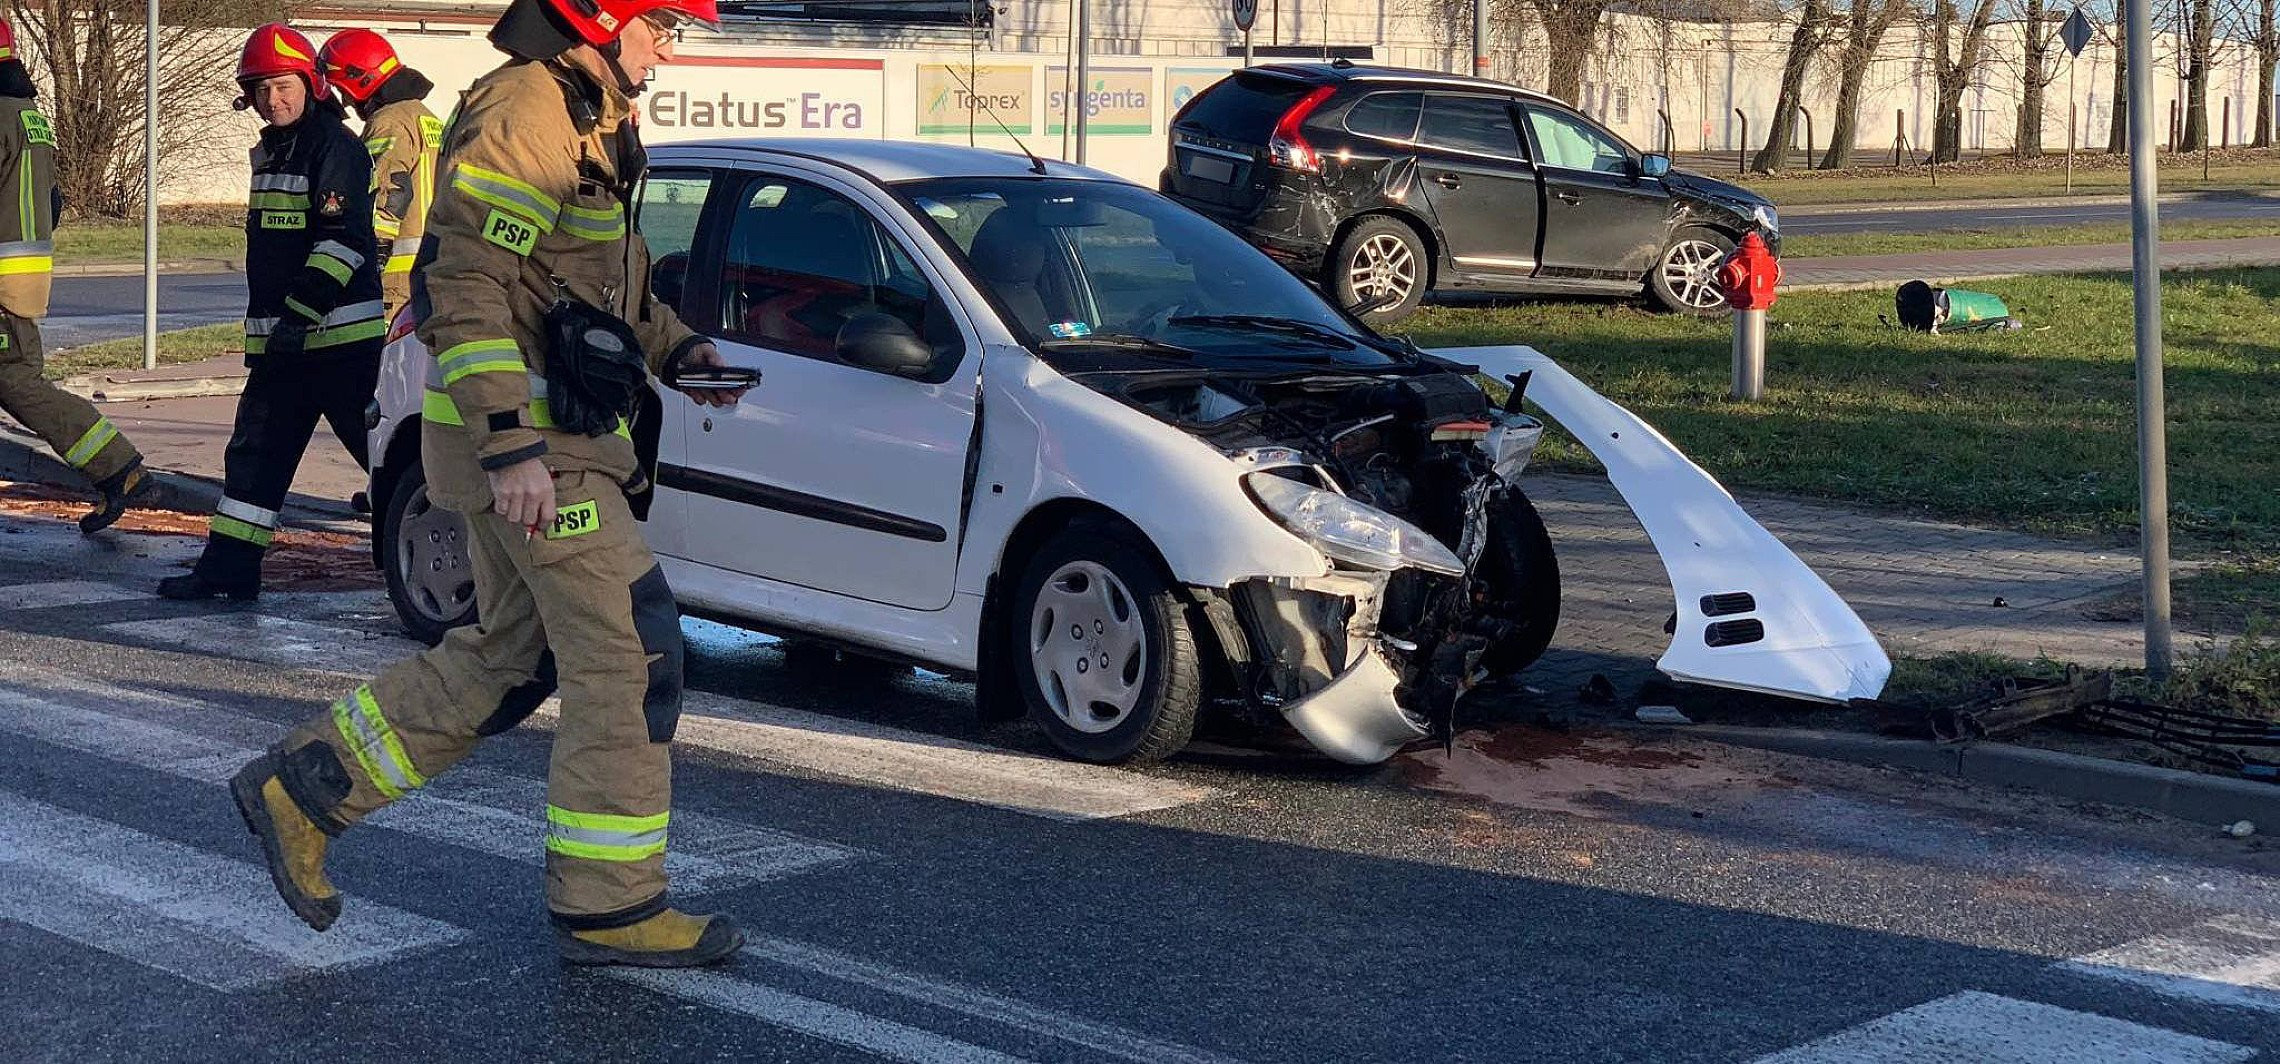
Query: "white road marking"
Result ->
[[0, 580, 148, 611], [102, 614, 417, 678], [0, 791, 469, 992], [742, 934, 1246, 1064], [610, 965, 1033, 1064], [1751, 991, 2255, 1064], [107, 606, 1213, 821], [530, 692, 1214, 822], [0, 672, 861, 894], [2060, 915, 2280, 1014]]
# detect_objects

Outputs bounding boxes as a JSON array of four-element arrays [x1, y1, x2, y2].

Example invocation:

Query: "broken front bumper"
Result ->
[[1204, 571, 1431, 765]]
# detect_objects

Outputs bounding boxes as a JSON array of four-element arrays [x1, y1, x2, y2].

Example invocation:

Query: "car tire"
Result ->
[[1647, 226, 1737, 315], [1328, 216, 1428, 325], [381, 462, 478, 646], [1010, 521, 1201, 764], [1475, 488, 1562, 677]]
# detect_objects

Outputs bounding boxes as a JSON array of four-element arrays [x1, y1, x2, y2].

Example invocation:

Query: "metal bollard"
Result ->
[[1731, 309, 1766, 401]]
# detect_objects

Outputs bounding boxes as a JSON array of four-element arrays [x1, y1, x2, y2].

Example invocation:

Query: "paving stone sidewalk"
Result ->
[[1785, 235, 2280, 288], [1514, 472, 2157, 711]]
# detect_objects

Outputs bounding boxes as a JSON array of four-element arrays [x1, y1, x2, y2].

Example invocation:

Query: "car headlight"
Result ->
[[1751, 203, 1778, 232], [1243, 472, 1466, 576]]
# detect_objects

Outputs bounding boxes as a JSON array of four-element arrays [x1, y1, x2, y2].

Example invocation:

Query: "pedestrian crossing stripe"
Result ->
[[1751, 990, 2254, 1063]]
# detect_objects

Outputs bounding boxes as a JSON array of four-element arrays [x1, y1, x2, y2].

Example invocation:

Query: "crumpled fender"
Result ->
[[1434, 345, 1890, 703]]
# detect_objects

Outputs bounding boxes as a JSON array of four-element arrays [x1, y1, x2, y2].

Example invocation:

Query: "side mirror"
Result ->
[[1640, 153, 1672, 178], [836, 312, 935, 378]]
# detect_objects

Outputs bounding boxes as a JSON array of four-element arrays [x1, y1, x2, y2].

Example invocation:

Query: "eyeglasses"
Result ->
[[640, 11, 688, 42]]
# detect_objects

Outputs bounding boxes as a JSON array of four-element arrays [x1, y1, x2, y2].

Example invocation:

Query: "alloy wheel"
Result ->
[[1027, 560, 1147, 734], [1348, 233, 1417, 306], [1659, 238, 1729, 310]]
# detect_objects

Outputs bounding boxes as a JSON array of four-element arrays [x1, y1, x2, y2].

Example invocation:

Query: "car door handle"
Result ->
[[1434, 173, 1462, 189], [1554, 190, 1582, 205]]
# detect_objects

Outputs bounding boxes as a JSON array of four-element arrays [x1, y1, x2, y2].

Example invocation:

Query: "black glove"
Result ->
[[267, 317, 310, 357]]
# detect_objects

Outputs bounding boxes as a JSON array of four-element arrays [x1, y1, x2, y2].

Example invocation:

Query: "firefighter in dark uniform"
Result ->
[[160, 24, 384, 600]]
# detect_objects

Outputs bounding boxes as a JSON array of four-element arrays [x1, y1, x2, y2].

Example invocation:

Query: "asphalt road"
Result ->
[[46, 271, 245, 350], [1, 506, 2276, 1062], [1782, 194, 2280, 235]]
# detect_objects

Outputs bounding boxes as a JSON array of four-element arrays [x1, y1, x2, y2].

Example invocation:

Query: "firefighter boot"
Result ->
[[79, 462, 153, 535], [230, 753, 343, 931], [558, 910, 745, 968]]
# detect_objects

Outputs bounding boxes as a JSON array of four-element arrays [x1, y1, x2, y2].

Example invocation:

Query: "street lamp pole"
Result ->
[[2123, 0, 2174, 677]]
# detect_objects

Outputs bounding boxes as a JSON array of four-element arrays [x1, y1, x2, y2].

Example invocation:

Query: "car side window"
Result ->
[[1343, 91, 1422, 142], [1525, 106, 1632, 174], [1419, 94, 1524, 159], [718, 175, 939, 366], [633, 168, 714, 320]]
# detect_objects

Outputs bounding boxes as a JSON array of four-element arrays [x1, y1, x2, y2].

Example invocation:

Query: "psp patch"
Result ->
[[318, 190, 345, 218], [547, 499, 601, 540], [483, 209, 539, 257]]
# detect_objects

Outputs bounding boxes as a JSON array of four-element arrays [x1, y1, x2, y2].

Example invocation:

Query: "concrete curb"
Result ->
[[59, 374, 248, 402], [1676, 724, 2279, 828], [52, 260, 243, 278], [1784, 256, 2280, 291], [1780, 189, 2280, 217], [0, 425, 358, 526]]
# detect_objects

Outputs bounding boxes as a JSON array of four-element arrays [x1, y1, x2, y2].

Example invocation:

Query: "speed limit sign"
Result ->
[[1233, 0, 1257, 32]]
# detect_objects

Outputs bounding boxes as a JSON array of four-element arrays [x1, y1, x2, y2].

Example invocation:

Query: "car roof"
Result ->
[[1245, 62, 1568, 106], [651, 139, 1131, 185]]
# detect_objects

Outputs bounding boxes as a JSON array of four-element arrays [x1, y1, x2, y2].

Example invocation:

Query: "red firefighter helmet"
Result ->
[[319, 29, 404, 104], [0, 18, 17, 63], [238, 24, 325, 96], [540, 0, 719, 48]]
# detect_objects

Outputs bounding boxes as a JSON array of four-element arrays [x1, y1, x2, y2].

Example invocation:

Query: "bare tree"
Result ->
[[1527, 0, 1614, 103], [2012, 0, 2064, 156], [1929, 0, 1997, 161], [2254, 0, 2277, 144], [1753, 0, 1836, 171], [2104, 7, 2129, 151], [2178, 0, 2217, 148], [7, 0, 283, 217], [1821, 0, 1912, 166]]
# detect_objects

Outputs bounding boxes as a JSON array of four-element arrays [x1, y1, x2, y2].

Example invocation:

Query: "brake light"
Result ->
[[1267, 86, 1336, 173], [385, 304, 418, 344]]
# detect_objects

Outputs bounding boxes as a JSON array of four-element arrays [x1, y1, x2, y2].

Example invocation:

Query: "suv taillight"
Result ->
[[1267, 86, 1336, 173]]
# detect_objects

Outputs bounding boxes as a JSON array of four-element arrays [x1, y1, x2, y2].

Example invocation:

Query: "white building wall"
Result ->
[[141, 4, 2276, 204]]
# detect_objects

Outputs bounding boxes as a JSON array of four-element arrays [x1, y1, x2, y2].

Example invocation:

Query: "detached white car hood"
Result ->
[[1436, 345, 1891, 704]]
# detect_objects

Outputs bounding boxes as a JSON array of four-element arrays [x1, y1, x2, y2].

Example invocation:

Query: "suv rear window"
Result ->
[[1343, 91, 1422, 141], [1174, 71, 1316, 142]]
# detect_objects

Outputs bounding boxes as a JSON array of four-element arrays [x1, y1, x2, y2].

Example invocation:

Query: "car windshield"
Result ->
[[898, 176, 1396, 365]]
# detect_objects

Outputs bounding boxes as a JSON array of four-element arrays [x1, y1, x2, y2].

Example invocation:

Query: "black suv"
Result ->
[[1162, 63, 1779, 322]]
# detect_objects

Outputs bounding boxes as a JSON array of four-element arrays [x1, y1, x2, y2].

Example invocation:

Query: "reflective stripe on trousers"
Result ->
[[544, 806, 668, 861], [331, 684, 427, 801]]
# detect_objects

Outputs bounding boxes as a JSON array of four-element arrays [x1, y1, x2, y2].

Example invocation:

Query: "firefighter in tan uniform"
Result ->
[[0, 18, 151, 533], [230, 0, 754, 967], [319, 29, 440, 319]]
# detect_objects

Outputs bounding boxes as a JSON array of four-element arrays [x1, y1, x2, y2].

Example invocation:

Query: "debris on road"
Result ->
[[2227, 820, 2257, 838], [0, 480, 376, 592], [1635, 705, 1693, 725]]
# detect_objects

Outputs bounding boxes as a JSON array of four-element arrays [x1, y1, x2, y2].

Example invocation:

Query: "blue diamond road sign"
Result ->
[[2062, 7, 2095, 57]]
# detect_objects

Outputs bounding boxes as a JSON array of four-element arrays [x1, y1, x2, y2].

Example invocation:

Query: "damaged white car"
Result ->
[[367, 140, 1888, 765]]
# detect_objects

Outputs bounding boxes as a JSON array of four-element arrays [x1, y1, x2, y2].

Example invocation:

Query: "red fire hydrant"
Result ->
[[1715, 231, 1780, 400]]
